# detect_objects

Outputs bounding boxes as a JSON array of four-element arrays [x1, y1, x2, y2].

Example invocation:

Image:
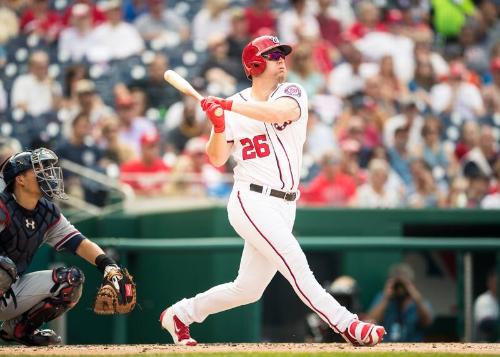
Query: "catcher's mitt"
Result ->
[[93, 267, 136, 315]]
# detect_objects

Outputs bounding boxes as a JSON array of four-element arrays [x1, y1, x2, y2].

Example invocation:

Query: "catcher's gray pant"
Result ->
[[0, 270, 57, 335]]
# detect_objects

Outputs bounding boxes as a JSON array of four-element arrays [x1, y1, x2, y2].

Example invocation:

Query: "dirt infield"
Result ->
[[0, 343, 498, 356]]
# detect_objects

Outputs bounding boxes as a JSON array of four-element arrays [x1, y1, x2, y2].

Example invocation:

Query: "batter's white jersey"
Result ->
[[224, 82, 308, 191]]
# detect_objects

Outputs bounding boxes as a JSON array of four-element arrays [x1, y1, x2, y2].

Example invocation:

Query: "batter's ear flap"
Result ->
[[250, 56, 267, 77]]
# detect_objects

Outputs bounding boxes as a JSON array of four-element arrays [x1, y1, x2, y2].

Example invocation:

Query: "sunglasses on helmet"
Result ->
[[262, 50, 286, 61]]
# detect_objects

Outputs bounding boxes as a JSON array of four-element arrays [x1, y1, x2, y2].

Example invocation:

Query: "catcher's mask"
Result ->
[[1, 148, 67, 200]]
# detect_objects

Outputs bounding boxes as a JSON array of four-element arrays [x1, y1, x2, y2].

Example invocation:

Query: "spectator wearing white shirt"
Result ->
[[192, 0, 231, 43], [58, 3, 95, 63], [87, 0, 144, 63], [351, 158, 402, 208], [277, 0, 320, 45], [328, 43, 378, 98], [133, 0, 189, 42], [481, 159, 500, 209], [11, 51, 61, 116], [430, 62, 485, 121], [384, 99, 424, 149]]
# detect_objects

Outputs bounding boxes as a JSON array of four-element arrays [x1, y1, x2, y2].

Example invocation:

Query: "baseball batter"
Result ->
[[160, 36, 385, 346], [0, 148, 135, 346]]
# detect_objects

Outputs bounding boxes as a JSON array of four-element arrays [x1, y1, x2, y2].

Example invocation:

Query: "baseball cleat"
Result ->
[[159, 307, 197, 346], [0, 328, 62, 346], [341, 319, 386, 346]]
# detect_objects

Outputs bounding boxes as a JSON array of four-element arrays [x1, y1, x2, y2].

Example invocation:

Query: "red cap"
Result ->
[[491, 57, 500, 72], [140, 131, 160, 147]]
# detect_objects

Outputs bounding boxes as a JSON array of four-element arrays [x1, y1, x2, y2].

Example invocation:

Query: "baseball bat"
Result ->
[[163, 70, 223, 117]]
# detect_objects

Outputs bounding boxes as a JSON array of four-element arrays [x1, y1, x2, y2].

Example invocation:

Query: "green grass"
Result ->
[[5, 353, 499, 357]]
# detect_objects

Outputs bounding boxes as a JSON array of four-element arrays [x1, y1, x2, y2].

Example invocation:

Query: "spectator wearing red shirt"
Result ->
[[62, 0, 107, 27], [20, 0, 63, 43], [300, 151, 357, 206], [244, 0, 276, 37], [120, 130, 170, 195], [347, 1, 386, 40]]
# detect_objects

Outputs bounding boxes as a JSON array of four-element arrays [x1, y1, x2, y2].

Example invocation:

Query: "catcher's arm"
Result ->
[[76, 239, 136, 314]]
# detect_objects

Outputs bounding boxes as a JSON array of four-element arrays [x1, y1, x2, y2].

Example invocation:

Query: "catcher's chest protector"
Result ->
[[0, 192, 60, 275]]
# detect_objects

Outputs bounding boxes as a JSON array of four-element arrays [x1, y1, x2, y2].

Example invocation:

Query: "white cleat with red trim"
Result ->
[[159, 307, 198, 346], [341, 319, 386, 346]]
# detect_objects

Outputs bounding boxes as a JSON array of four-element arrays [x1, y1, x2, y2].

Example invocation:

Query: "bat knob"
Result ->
[[214, 107, 223, 117]]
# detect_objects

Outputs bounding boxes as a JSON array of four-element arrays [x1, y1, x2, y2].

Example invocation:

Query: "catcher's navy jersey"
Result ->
[[0, 191, 84, 275]]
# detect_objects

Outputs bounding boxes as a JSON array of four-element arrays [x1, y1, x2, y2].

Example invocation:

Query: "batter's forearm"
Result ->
[[231, 100, 299, 124], [206, 132, 232, 167]]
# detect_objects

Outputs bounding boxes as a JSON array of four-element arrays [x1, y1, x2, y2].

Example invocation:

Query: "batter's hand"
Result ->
[[201, 96, 233, 111], [202, 101, 225, 133]]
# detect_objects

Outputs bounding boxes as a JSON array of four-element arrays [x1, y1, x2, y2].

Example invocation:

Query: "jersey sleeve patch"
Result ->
[[284, 85, 302, 97]]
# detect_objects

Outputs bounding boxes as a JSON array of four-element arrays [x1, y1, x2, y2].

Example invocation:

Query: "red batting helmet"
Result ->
[[242, 35, 292, 79]]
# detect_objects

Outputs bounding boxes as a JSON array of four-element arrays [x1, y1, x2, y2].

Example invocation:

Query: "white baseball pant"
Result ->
[[173, 185, 356, 334]]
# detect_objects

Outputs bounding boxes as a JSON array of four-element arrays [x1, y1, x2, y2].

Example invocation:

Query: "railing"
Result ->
[[59, 159, 135, 222]]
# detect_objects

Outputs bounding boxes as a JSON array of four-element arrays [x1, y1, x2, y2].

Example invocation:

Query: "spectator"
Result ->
[[226, 8, 250, 67], [133, 0, 189, 42], [481, 158, 500, 208], [300, 151, 357, 206], [128, 53, 181, 113], [458, 19, 490, 76], [315, 0, 342, 47], [199, 35, 243, 94], [19, 0, 62, 43], [278, 0, 320, 45], [165, 96, 208, 154], [327, 44, 378, 98], [192, 0, 231, 43], [482, 57, 500, 117], [122, 0, 148, 22], [431, 0, 476, 40], [56, 112, 108, 206], [430, 62, 485, 121], [304, 108, 337, 162], [351, 158, 402, 208], [99, 116, 136, 166], [366, 263, 434, 342], [466, 174, 490, 207], [375, 55, 409, 111], [406, 158, 447, 208], [463, 125, 498, 178], [388, 125, 413, 188], [474, 269, 498, 342], [454, 121, 480, 161], [58, 3, 96, 63], [287, 43, 325, 98], [411, 115, 457, 184], [408, 58, 436, 112], [384, 98, 424, 149], [87, 0, 144, 63], [244, 0, 276, 38], [61, 0, 106, 27], [347, 1, 386, 40], [60, 65, 87, 111], [0, 0, 19, 45], [120, 130, 170, 195], [116, 94, 155, 156], [165, 137, 230, 198], [11, 51, 62, 116], [413, 39, 449, 80]]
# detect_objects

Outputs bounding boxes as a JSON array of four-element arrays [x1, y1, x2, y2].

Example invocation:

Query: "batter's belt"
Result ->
[[249, 183, 297, 202]]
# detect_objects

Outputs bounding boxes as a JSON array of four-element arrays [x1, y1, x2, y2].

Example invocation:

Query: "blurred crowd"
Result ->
[[0, 0, 499, 208]]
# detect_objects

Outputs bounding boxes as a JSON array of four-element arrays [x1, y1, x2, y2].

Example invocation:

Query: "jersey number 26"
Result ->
[[240, 135, 270, 160]]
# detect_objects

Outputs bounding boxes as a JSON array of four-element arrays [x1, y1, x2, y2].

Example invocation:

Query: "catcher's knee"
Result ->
[[50, 266, 85, 307]]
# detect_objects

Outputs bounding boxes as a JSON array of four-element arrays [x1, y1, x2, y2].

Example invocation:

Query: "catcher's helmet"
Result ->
[[1, 148, 67, 200], [242, 35, 292, 79]]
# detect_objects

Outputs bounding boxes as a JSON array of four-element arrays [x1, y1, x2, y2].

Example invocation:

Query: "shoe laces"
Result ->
[[173, 316, 192, 341]]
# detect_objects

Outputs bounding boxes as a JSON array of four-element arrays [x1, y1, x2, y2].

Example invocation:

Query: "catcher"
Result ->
[[0, 148, 136, 346]]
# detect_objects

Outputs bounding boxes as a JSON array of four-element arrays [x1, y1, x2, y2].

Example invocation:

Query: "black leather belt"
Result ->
[[249, 183, 297, 202]]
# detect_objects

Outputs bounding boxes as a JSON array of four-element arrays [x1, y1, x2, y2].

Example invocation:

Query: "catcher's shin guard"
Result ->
[[2, 267, 84, 346]]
